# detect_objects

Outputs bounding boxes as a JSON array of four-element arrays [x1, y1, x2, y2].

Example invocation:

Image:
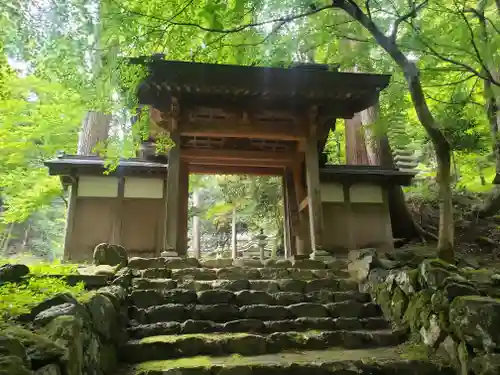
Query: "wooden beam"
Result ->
[[182, 149, 295, 165], [283, 170, 297, 257], [305, 107, 324, 251], [189, 165, 284, 176], [299, 197, 308, 212], [179, 117, 306, 141]]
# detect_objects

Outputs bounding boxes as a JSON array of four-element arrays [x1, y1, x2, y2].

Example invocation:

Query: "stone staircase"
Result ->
[[118, 258, 454, 375]]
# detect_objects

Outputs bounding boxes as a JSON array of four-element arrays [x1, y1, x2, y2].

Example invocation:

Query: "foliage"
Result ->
[[0, 277, 86, 321]]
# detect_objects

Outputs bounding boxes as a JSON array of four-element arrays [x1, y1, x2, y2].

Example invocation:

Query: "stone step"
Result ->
[[130, 301, 382, 324], [131, 277, 358, 293], [119, 330, 408, 364], [122, 347, 454, 375], [127, 317, 390, 339], [128, 257, 346, 271], [135, 267, 349, 280], [129, 289, 371, 309]]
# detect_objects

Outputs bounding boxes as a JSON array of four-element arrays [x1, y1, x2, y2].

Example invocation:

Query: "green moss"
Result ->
[[403, 290, 433, 332], [0, 277, 88, 322], [140, 333, 250, 344], [373, 283, 393, 319], [135, 356, 214, 371]]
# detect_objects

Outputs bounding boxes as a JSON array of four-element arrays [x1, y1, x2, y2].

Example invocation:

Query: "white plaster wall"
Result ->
[[320, 183, 345, 202], [124, 177, 164, 199], [77, 176, 119, 198], [349, 183, 383, 204]]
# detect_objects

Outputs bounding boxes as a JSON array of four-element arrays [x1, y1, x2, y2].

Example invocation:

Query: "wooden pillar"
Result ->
[[176, 161, 189, 256], [164, 132, 181, 253], [63, 181, 78, 261], [292, 163, 311, 256], [305, 109, 324, 251], [282, 175, 292, 259]]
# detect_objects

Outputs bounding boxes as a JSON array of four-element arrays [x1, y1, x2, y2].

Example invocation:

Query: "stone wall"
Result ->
[[348, 248, 500, 375], [0, 283, 128, 375]]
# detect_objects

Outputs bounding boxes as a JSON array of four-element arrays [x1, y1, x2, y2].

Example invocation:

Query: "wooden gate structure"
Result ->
[[137, 59, 398, 259], [46, 59, 415, 262]]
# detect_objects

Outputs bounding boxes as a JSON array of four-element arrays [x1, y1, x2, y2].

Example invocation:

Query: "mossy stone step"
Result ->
[[127, 317, 390, 338], [123, 347, 454, 375], [131, 278, 358, 293], [136, 267, 349, 280], [129, 289, 371, 309], [130, 301, 382, 324], [119, 330, 408, 363], [128, 257, 345, 271]]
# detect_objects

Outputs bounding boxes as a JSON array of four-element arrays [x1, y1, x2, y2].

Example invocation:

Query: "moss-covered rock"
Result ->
[[84, 293, 119, 342], [0, 356, 32, 375], [0, 335, 28, 366], [390, 287, 409, 325], [403, 291, 433, 332], [34, 364, 61, 375], [42, 316, 84, 375], [419, 259, 461, 290], [395, 269, 419, 296], [471, 353, 500, 375], [0, 264, 30, 284], [33, 302, 89, 327], [93, 243, 128, 268], [449, 296, 500, 352], [419, 314, 445, 349], [3, 325, 65, 369]]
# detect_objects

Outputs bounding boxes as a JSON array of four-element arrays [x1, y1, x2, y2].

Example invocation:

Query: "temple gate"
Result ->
[[46, 59, 414, 262]]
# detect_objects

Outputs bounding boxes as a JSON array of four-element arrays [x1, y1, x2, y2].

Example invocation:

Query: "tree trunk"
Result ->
[[77, 111, 111, 156], [345, 113, 370, 164], [474, 4, 500, 217], [334, 0, 454, 261]]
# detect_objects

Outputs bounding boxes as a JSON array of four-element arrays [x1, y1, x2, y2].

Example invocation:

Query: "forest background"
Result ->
[[0, 0, 498, 261]]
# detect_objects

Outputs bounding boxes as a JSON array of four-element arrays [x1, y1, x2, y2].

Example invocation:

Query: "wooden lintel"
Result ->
[[299, 197, 309, 212], [190, 165, 283, 176], [179, 118, 306, 141], [181, 149, 295, 164]]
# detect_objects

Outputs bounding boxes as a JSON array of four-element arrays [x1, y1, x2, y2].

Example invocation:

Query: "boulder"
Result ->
[[3, 326, 65, 369], [471, 353, 500, 375], [248, 280, 280, 293], [419, 314, 445, 349], [180, 320, 217, 334], [0, 336, 28, 366], [263, 259, 292, 269], [292, 259, 326, 270], [25, 293, 78, 322], [216, 267, 261, 280], [172, 268, 216, 281], [0, 356, 32, 375], [34, 302, 89, 327], [42, 315, 84, 375], [130, 290, 165, 309], [0, 264, 29, 284], [35, 364, 61, 375], [112, 267, 139, 288], [84, 294, 119, 342], [93, 243, 128, 268], [419, 259, 461, 290], [277, 279, 305, 293], [347, 249, 377, 283], [163, 290, 197, 304], [93, 265, 119, 277], [449, 296, 500, 352], [259, 268, 290, 279], [232, 259, 262, 268]]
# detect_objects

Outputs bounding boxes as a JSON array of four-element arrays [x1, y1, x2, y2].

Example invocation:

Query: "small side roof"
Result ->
[[44, 155, 168, 179]]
